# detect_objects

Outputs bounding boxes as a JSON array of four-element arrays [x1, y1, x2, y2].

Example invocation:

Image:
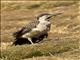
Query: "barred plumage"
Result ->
[[13, 20, 40, 38]]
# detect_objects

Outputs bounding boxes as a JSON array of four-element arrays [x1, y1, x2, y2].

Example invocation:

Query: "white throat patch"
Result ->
[[39, 16, 46, 21]]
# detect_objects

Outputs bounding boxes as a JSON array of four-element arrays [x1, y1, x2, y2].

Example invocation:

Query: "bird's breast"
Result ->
[[36, 21, 51, 31]]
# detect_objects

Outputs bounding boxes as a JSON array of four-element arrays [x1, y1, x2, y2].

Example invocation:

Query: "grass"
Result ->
[[1, 38, 79, 60], [1, 1, 80, 60], [1, 1, 77, 11]]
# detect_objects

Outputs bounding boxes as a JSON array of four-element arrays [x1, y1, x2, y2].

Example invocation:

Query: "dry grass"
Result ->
[[24, 56, 79, 60], [1, 1, 80, 60]]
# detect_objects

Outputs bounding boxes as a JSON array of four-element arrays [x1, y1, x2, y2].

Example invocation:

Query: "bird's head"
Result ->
[[37, 13, 62, 21]]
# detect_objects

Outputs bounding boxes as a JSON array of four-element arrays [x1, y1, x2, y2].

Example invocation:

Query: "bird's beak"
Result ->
[[47, 13, 62, 19], [52, 13, 62, 17]]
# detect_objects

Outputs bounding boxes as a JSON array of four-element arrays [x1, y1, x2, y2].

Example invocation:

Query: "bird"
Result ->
[[13, 13, 61, 45]]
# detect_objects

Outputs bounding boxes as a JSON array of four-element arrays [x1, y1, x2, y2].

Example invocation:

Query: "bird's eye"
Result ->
[[47, 16, 51, 19]]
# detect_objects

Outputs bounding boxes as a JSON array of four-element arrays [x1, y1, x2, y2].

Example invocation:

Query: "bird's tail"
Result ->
[[13, 28, 24, 38]]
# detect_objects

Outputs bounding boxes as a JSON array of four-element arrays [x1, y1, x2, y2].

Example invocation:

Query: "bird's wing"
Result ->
[[13, 20, 40, 37]]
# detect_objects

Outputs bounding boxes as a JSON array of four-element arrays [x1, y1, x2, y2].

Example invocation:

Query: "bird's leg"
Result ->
[[28, 38, 33, 44]]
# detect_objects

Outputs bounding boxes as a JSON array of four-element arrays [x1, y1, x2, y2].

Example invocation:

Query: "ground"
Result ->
[[0, 1, 80, 60]]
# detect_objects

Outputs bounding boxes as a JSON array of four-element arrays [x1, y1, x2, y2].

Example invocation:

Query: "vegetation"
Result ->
[[1, 1, 80, 60]]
